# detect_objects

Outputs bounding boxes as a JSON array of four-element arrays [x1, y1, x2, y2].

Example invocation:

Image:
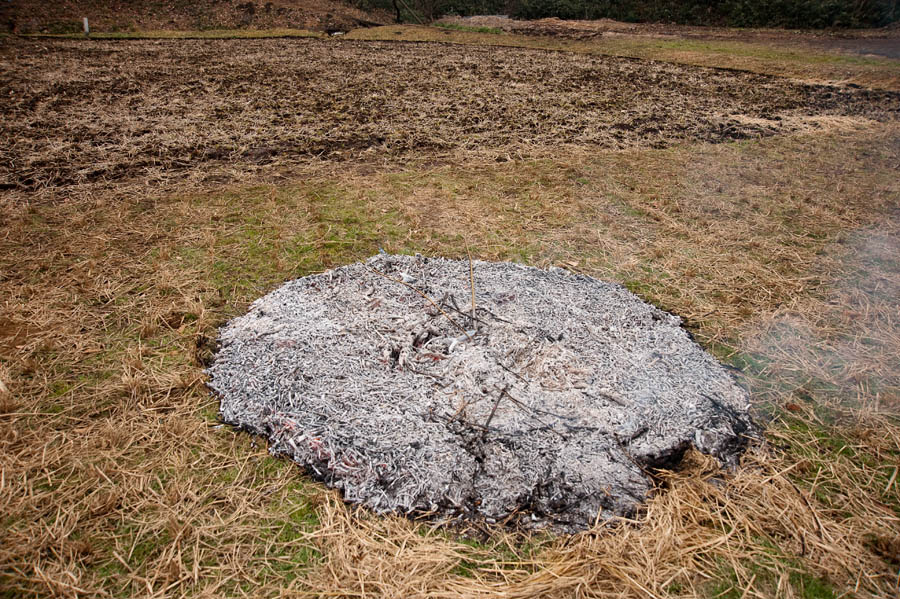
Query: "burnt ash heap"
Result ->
[[208, 254, 755, 531]]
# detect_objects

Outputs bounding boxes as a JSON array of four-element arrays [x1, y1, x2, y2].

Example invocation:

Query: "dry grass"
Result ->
[[1, 32, 899, 599]]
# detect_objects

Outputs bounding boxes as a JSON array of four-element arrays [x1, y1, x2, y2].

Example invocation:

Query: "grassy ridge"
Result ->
[[396, 0, 899, 28], [508, 0, 899, 28], [348, 25, 900, 90]]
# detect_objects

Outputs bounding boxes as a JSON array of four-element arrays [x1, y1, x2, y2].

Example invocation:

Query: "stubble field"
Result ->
[[1, 29, 899, 598], [3, 37, 899, 191]]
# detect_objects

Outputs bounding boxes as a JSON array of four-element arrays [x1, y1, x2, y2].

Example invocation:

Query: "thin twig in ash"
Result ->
[[493, 360, 576, 419], [498, 386, 569, 440], [482, 384, 509, 436], [466, 240, 476, 329], [475, 305, 514, 324], [443, 295, 491, 328], [368, 266, 473, 341]]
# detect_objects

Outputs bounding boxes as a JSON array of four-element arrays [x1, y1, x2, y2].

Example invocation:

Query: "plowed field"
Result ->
[[2, 36, 897, 190]]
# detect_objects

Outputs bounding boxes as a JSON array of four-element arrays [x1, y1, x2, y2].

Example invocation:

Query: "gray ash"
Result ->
[[207, 254, 755, 532]]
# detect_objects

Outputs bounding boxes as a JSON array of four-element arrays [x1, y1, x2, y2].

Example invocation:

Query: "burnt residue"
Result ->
[[208, 255, 757, 532]]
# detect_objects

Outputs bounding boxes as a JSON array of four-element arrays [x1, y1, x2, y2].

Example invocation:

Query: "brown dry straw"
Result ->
[[1, 32, 898, 599]]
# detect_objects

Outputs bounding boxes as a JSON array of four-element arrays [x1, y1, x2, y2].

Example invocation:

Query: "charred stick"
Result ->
[[482, 385, 508, 434], [499, 387, 569, 440], [441, 298, 491, 327], [369, 266, 472, 341]]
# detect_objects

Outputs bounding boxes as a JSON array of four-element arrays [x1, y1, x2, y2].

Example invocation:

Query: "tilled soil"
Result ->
[[1, 36, 898, 190]]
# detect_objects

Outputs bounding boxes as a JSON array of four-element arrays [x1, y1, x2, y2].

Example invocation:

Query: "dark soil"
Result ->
[[1, 36, 898, 191], [817, 37, 900, 59]]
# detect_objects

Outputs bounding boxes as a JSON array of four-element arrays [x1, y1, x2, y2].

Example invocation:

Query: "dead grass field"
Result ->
[[1, 30, 899, 599]]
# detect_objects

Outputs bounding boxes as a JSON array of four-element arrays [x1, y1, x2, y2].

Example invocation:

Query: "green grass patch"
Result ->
[[777, 413, 900, 515], [166, 183, 412, 307], [435, 22, 503, 35], [97, 523, 174, 579], [709, 547, 837, 599], [634, 37, 890, 67]]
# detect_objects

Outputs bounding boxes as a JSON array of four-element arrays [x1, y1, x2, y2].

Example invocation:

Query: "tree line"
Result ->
[[356, 0, 899, 28]]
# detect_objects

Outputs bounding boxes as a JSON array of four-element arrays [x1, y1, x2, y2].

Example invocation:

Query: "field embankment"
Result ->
[[0, 0, 389, 34], [502, 0, 899, 28]]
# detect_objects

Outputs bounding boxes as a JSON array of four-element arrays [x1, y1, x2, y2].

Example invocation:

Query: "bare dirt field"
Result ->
[[1, 36, 898, 192], [1, 29, 899, 599]]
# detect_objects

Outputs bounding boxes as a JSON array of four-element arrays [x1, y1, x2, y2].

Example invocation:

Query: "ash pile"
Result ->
[[207, 254, 754, 532]]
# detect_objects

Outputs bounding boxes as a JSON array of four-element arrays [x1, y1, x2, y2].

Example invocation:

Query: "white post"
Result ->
[[83, 17, 89, 36]]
